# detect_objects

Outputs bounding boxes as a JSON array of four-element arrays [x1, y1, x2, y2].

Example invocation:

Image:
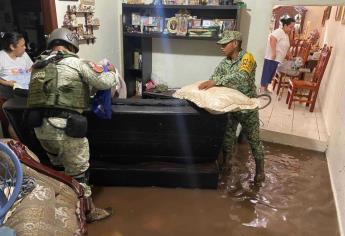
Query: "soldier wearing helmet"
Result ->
[[27, 28, 119, 222], [199, 30, 265, 186]]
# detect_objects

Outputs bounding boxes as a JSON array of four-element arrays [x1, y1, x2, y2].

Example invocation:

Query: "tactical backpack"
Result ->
[[27, 51, 89, 110]]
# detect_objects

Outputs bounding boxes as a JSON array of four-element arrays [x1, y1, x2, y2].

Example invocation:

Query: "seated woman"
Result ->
[[0, 32, 33, 138]]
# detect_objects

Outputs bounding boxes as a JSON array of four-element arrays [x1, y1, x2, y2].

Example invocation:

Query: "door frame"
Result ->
[[41, 0, 58, 34]]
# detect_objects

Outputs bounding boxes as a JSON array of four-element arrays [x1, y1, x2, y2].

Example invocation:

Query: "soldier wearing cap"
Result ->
[[199, 30, 265, 185], [27, 28, 119, 222]]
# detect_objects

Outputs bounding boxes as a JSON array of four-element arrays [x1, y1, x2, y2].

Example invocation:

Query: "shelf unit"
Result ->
[[63, 10, 99, 44], [122, 3, 241, 97]]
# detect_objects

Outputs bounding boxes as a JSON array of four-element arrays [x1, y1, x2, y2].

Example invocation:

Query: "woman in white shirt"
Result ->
[[0, 32, 33, 138], [260, 18, 295, 93], [0, 32, 33, 93]]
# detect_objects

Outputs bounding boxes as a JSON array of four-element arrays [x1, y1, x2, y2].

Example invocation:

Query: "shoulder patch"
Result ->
[[240, 53, 256, 74], [88, 62, 103, 73]]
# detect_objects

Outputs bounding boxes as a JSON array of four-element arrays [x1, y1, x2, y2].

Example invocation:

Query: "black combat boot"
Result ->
[[254, 158, 265, 185]]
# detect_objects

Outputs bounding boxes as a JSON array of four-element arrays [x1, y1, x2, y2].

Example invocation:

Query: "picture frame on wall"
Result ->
[[342, 7, 345, 25], [322, 6, 332, 26], [335, 6, 343, 21]]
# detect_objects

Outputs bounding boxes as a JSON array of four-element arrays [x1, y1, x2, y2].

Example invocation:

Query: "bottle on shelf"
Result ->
[[136, 78, 142, 97], [133, 50, 140, 70], [138, 53, 143, 69]]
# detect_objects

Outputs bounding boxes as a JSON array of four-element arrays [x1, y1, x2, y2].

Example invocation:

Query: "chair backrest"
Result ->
[[290, 39, 302, 57], [312, 45, 332, 86], [296, 41, 311, 63]]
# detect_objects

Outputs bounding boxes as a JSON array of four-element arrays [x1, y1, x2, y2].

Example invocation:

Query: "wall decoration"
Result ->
[[176, 14, 189, 36], [222, 19, 236, 31], [322, 6, 331, 26], [62, 1, 100, 44], [342, 7, 345, 25], [167, 17, 178, 34], [335, 6, 343, 21], [191, 19, 202, 28], [131, 13, 141, 25]]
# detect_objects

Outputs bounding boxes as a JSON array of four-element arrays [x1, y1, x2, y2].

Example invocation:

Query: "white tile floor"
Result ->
[[259, 85, 329, 143]]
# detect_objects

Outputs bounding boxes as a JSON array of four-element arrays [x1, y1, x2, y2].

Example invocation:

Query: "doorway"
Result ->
[[259, 5, 336, 151], [0, 0, 57, 59]]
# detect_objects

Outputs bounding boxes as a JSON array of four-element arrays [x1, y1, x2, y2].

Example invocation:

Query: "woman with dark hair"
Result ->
[[0, 32, 33, 88], [0, 32, 33, 138], [260, 17, 295, 93]]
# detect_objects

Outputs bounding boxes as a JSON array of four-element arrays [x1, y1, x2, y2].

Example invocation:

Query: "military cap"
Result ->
[[216, 30, 242, 45]]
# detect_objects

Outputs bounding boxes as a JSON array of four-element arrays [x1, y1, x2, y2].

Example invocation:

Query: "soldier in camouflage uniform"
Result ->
[[199, 31, 265, 185], [27, 28, 119, 222]]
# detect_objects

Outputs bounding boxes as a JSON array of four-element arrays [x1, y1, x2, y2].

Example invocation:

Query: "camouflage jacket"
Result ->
[[28, 50, 120, 112], [34, 51, 120, 140], [210, 50, 257, 98], [56, 51, 119, 91]]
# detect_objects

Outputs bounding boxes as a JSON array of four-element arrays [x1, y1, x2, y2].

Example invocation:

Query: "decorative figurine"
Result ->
[[63, 13, 71, 27], [70, 13, 78, 27], [71, 5, 77, 13], [77, 24, 84, 39], [87, 14, 94, 25]]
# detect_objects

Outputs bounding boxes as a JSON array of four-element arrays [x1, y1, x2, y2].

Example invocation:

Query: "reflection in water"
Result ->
[[217, 142, 339, 234], [90, 142, 339, 236]]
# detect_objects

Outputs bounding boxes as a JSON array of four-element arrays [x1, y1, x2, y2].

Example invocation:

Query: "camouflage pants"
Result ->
[[223, 110, 264, 160], [34, 118, 91, 197]]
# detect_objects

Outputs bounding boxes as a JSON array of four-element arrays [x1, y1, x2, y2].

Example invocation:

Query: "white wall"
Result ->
[[151, 39, 222, 88], [304, 6, 324, 42], [54, 0, 123, 72], [317, 7, 345, 236]]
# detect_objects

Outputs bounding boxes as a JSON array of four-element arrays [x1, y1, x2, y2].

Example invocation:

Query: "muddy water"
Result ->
[[88, 142, 339, 236]]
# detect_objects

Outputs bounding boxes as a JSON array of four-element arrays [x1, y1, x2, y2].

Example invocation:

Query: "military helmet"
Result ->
[[47, 28, 79, 53]]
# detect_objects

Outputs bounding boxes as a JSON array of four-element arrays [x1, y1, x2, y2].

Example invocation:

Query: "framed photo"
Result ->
[[177, 16, 188, 36], [202, 19, 213, 28], [322, 6, 332, 26], [335, 6, 343, 21], [167, 17, 178, 34], [191, 19, 202, 28], [222, 19, 236, 31], [342, 7, 345, 25], [132, 13, 141, 26]]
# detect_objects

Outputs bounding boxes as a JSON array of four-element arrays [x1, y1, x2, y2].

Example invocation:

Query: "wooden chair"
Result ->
[[272, 40, 311, 99], [286, 45, 332, 112]]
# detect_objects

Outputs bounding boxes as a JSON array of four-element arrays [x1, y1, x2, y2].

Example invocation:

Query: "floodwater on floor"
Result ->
[[88, 142, 339, 236]]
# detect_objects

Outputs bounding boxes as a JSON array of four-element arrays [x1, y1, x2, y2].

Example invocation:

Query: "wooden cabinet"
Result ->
[[122, 3, 241, 97]]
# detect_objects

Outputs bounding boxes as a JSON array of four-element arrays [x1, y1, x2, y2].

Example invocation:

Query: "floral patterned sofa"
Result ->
[[1, 140, 88, 236]]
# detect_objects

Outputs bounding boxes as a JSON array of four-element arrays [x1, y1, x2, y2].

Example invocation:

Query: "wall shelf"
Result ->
[[124, 32, 220, 40], [122, 3, 241, 97], [122, 4, 240, 10]]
